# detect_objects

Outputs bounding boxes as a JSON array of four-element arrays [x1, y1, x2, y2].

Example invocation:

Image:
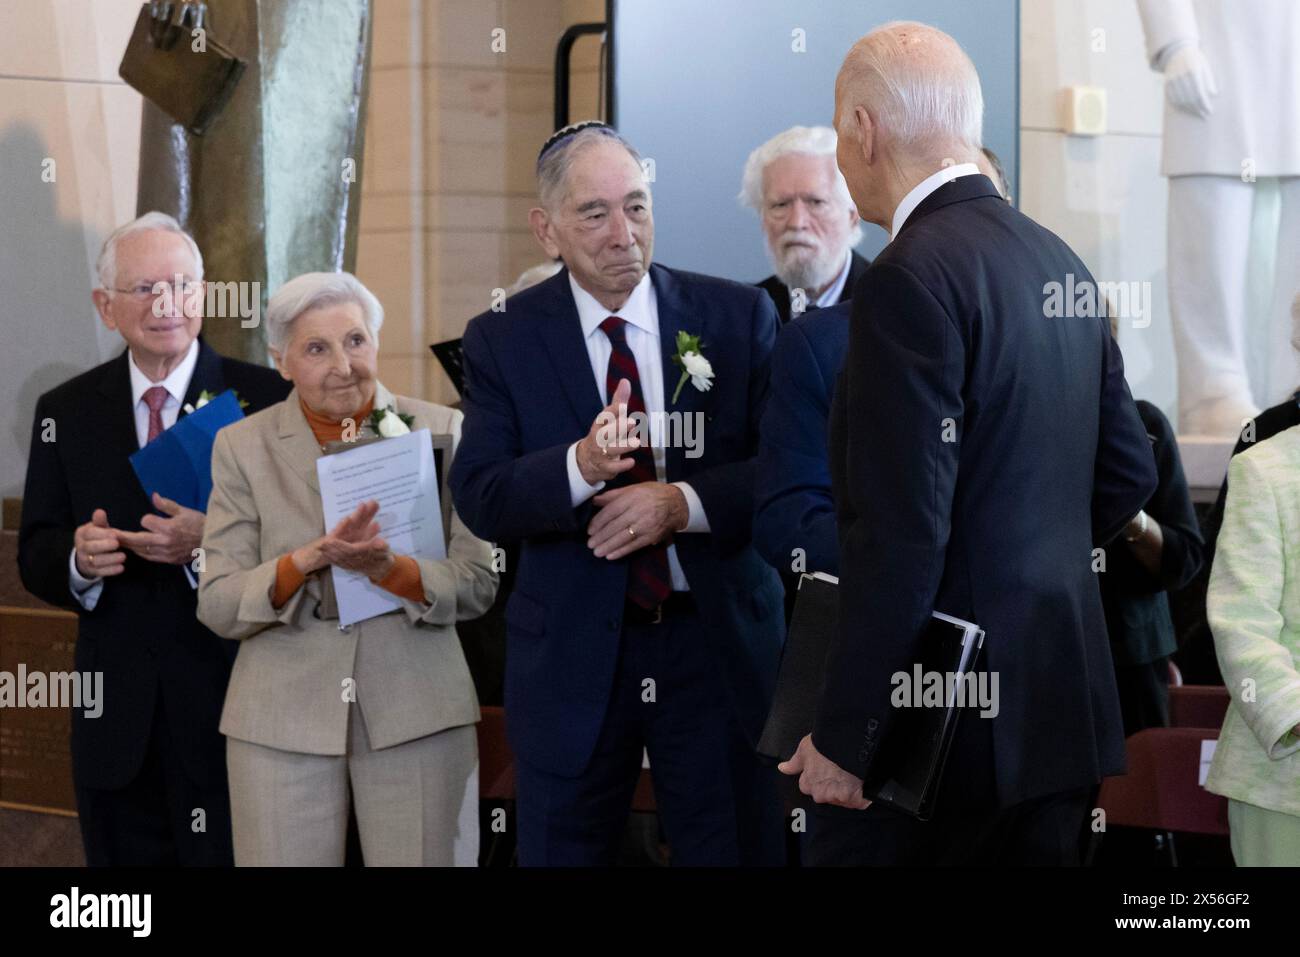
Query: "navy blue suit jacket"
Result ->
[[815, 175, 1158, 807], [450, 264, 786, 777], [754, 302, 850, 577]]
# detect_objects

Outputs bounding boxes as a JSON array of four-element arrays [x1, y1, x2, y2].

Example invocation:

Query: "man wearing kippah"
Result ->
[[451, 122, 786, 866]]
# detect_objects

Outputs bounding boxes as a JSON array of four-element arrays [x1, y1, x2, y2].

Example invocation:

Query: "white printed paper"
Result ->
[[1198, 739, 1217, 786], [315, 429, 445, 627]]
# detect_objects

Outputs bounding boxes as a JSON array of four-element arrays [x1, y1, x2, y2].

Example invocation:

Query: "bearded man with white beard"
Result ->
[[741, 126, 870, 323]]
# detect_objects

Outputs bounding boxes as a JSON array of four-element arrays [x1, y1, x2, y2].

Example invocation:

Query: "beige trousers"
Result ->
[[227, 704, 479, 866]]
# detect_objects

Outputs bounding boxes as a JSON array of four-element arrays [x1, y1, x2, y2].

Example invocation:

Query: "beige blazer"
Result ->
[[197, 382, 498, 755]]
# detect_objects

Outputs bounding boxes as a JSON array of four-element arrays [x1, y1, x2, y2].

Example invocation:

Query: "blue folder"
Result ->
[[129, 389, 244, 512]]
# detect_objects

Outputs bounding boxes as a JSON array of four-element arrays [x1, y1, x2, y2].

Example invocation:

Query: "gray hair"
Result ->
[[738, 125, 864, 245], [96, 211, 204, 289], [265, 271, 384, 352], [536, 124, 645, 210], [837, 21, 983, 155]]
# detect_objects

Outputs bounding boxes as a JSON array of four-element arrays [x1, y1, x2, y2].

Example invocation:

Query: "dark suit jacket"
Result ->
[[757, 250, 869, 324], [18, 338, 290, 790], [754, 301, 850, 577], [815, 174, 1158, 807], [449, 264, 786, 777]]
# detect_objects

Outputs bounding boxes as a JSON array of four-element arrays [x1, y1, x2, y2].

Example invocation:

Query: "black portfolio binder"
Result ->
[[757, 571, 986, 820]]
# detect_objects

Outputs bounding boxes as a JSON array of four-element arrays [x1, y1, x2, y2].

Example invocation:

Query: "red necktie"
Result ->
[[143, 386, 169, 443], [598, 316, 672, 609]]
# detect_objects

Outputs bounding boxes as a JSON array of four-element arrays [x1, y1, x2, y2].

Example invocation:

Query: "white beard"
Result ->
[[769, 238, 845, 299]]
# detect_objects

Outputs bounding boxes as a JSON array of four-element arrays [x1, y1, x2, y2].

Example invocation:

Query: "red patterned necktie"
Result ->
[[142, 386, 169, 443], [598, 316, 672, 609]]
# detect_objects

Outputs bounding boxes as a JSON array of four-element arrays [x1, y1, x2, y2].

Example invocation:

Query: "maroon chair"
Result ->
[[1168, 684, 1231, 730], [476, 705, 516, 800], [1095, 727, 1229, 839], [476, 709, 658, 809]]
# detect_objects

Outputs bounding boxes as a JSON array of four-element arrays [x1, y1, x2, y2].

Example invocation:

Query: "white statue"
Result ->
[[1138, 0, 1300, 436]]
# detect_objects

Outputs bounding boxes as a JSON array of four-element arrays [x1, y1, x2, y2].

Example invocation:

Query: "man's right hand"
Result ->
[[74, 509, 126, 578], [575, 378, 642, 485]]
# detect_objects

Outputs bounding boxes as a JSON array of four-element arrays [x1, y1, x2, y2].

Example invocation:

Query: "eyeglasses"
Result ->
[[109, 280, 202, 299]]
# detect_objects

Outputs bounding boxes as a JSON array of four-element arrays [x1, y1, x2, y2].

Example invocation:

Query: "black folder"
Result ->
[[430, 339, 465, 396], [757, 572, 986, 821]]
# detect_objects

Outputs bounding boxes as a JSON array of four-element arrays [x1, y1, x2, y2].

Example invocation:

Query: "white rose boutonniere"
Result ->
[[368, 406, 413, 437], [184, 388, 249, 414], [670, 330, 714, 403]]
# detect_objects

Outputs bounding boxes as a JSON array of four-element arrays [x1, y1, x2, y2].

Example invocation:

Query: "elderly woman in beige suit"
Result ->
[[197, 272, 497, 866]]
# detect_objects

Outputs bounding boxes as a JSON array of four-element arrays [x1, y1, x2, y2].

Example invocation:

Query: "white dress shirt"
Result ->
[[814, 249, 854, 308], [69, 339, 201, 609], [562, 271, 709, 592], [889, 162, 981, 240]]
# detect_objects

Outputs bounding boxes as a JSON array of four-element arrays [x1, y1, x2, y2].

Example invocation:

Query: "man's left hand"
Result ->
[[588, 482, 688, 560], [117, 492, 205, 565], [778, 734, 871, 810]]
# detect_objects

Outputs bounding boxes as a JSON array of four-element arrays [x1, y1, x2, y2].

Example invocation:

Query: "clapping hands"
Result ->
[[293, 499, 396, 583]]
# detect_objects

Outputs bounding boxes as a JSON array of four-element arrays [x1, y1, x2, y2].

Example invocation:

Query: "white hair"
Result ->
[[738, 125, 864, 246], [837, 21, 983, 155], [265, 271, 384, 352], [95, 211, 204, 289]]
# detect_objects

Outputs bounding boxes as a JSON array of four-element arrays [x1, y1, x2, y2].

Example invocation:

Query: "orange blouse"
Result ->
[[271, 397, 424, 609]]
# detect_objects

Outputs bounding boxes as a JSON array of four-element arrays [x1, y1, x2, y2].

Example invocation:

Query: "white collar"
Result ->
[[569, 270, 658, 340], [889, 162, 981, 240], [815, 250, 854, 307], [127, 338, 200, 407]]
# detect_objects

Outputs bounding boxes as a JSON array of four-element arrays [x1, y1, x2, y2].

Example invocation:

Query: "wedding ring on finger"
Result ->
[[88, 552, 95, 567], [628, 526, 636, 538]]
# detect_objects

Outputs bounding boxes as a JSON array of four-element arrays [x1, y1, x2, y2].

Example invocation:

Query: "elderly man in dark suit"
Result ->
[[741, 126, 870, 324], [451, 122, 786, 866], [18, 212, 289, 866], [779, 23, 1157, 865]]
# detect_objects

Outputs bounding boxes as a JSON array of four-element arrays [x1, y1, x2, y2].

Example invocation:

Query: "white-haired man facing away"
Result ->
[[18, 212, 290, 866], [778, 22, 1157, 865], [741, 126, 868, 323]]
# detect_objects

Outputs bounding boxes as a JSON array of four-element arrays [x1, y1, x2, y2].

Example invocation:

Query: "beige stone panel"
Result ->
[[0, 0, 142, 84], [501, 0, 564, 72], [425, 0, 505, 69], [363, 66, 417, 196], [355, 229, 418, 354], [371, 0, 419, 70]]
